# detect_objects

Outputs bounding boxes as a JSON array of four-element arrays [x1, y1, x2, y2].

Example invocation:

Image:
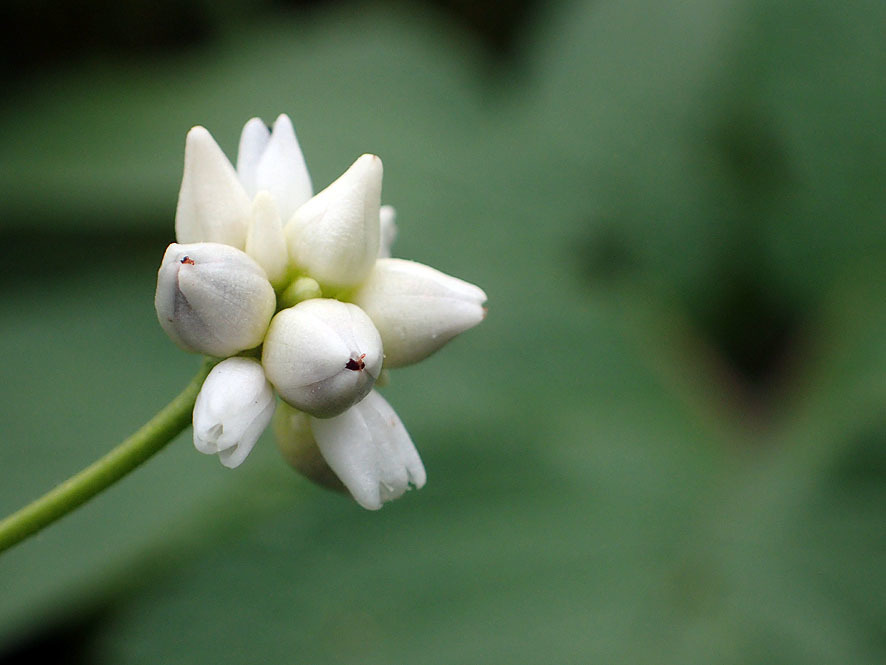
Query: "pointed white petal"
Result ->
[[352, 258, 487, 367], [285, 154, 382, 290], [236, 118, 271, 198], [377, 205, 398, 258], [311, 390, 425, 510], [155, 242, 276, 357], [254, 114, 313, 221], [175, 126, 252, 249], [245, 191, 289, 288], [193, 357, 276, 469], [262, 299, 382, 418]]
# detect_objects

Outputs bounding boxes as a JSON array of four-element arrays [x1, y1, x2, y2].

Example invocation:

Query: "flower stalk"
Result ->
[[0, 358, 217, 555]]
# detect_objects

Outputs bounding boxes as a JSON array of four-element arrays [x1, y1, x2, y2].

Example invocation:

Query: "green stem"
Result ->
[[0, 358, 217, 555]]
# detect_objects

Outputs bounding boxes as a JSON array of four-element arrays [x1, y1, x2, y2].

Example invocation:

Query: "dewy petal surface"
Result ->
[[155, 242, 276, 357], [175, 126, 252, 249], [285, 154, 382, 290], [193, 357, 276, 469], [262, 299, 383, 418], [253, 114, 313, 221], [311, 390, 426, 510], [351, 258, 488, 368]]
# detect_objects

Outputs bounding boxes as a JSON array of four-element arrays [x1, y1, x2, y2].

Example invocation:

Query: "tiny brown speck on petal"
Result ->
[[345, 353, 367, 371]]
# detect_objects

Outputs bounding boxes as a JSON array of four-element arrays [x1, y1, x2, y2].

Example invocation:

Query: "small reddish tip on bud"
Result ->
[[181, 256, 195, 265], [345, 353, 367, 371]]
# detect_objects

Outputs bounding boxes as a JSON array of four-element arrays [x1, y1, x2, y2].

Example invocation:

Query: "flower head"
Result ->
[[155, 114, 486, 508]]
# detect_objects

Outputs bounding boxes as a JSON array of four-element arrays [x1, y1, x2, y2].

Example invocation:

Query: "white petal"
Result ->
[[285, 154, 382, 290], [377, 205, 398, 258], [155, 242, 276, 357], [175, 126, 252, 249], [193, 357, 276, 468], [351, 258, 487, 368], [236, 118, 271, 198], [245, 191, 289, 288], [254, 114, 313, 221], [311, 390, 425, 510], [261, 299, 382, 418]]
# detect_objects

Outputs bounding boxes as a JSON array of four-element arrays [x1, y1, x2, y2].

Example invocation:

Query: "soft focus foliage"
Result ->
[[0, 0, 883, 663]]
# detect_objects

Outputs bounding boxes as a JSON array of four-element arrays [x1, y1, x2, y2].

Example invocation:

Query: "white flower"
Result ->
[[310, 390, 426, 510], [285, 154, 382, 290], [154, 242, 276, 357], [157, 114, 487, 509], [351, 258, 488, 367], [193, 357, 276, 468], [261, 298, 383, 418]]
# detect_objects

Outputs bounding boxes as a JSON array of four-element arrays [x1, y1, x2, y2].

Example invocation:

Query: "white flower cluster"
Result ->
[[154, 115, 486, 509]]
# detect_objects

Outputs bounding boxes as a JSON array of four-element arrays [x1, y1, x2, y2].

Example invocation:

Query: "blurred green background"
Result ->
[[1, 0, 884, 662]]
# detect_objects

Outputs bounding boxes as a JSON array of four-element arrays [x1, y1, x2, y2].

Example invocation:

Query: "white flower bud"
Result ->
[[261, 299, 382, 418], [378, 204, 398, 258], [351, 258, 487, 368], [155, 242, 276, 357], [175, 126, 252, 249], [285, 154, 382, 290], [311, 390, 426, 510], [193, 357, 276, 468], [245, 191, 289, 288], [237, 114, 313, 221]]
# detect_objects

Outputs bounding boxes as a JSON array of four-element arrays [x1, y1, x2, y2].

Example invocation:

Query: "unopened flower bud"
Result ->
[[311, 390, 426, 510], [175, 126, 252, 249], [155, 242, 276, 357], [279, 276, 323, 309], [237, 114, 313, 221], [285, 154, 382, 290], [351, 258, 487, 368], [272, 401, 345, 492], [261, 299, 382, 418], [193, 357, 276, 468]]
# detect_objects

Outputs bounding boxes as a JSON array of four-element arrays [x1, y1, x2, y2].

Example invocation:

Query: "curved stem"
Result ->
[[0, 358, 217, 555]]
